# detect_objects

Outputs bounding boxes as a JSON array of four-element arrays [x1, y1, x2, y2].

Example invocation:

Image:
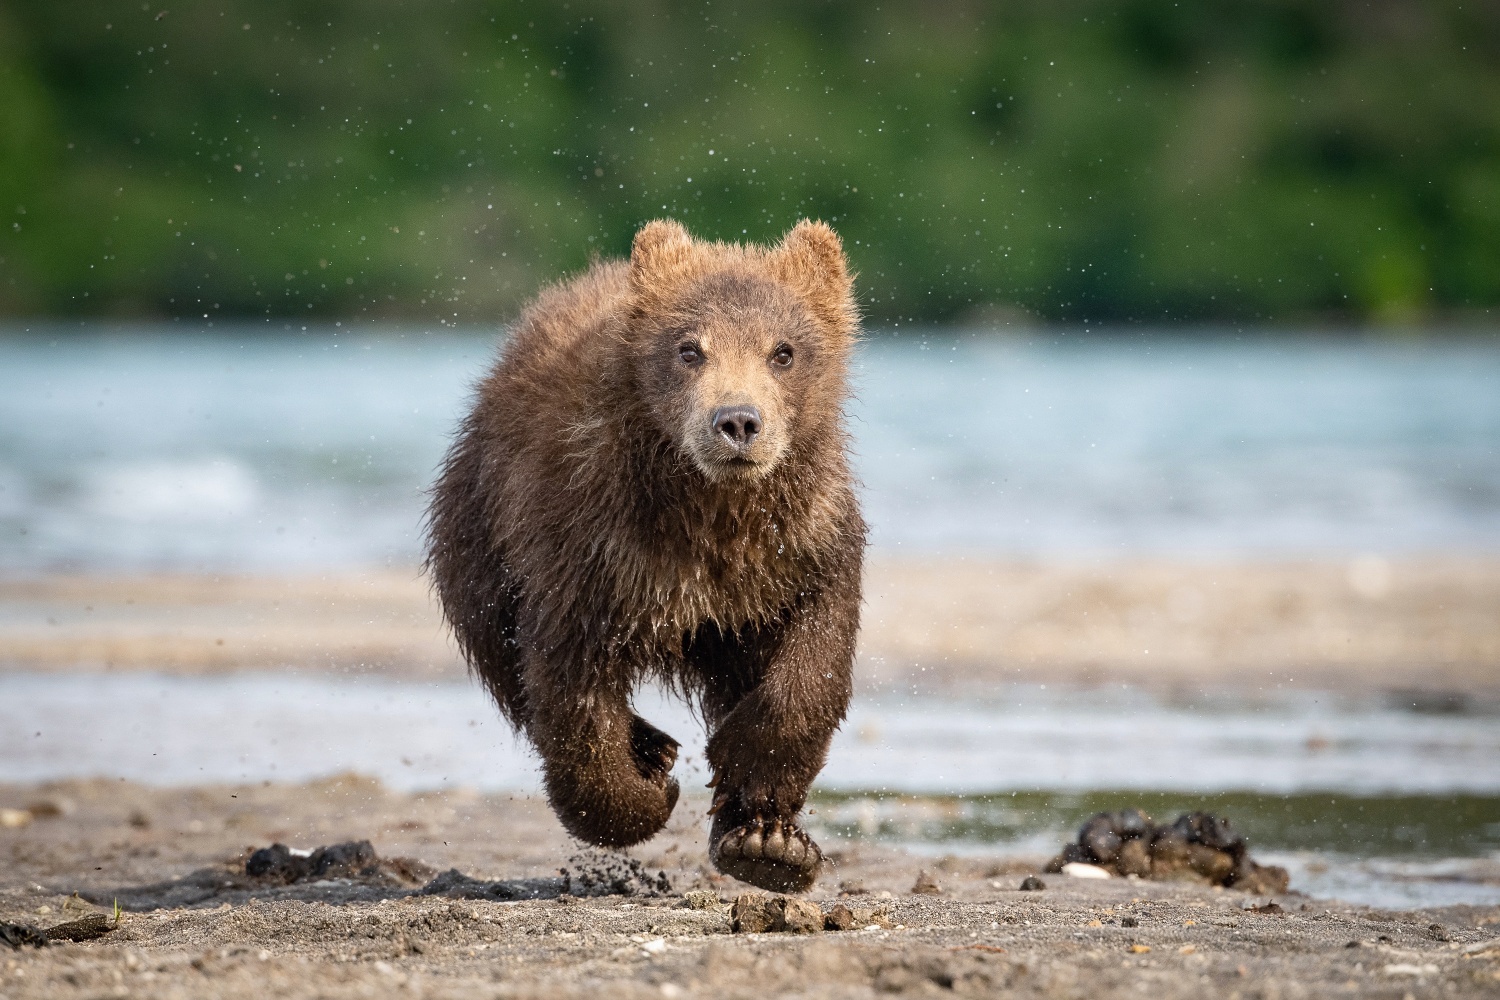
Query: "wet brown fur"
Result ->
[[426, 219, 865, 856]]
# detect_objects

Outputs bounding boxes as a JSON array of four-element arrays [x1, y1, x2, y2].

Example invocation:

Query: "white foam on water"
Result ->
[[84, 458, 260, 521]]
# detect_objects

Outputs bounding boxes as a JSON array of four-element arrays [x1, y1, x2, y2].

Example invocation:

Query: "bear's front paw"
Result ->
[[710, 813, 824, 893]]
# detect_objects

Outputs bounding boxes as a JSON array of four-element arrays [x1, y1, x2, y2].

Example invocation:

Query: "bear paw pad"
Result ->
[[711, 817, 823, 894]]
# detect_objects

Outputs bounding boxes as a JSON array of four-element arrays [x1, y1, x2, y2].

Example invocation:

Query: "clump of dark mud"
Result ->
[[1045, 809, 1290, 894], [84, 840, 436, 911], [246, 840, 433, 886]]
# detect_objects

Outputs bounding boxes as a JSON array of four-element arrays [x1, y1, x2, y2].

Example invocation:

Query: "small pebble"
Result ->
[[1061, 862, 1112, 880], [1019, 876, 1046, 891], [0, 809, 32, 829]]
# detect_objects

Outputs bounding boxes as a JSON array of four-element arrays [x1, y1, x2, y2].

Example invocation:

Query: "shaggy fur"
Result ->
[[426, 219, 865, 891]]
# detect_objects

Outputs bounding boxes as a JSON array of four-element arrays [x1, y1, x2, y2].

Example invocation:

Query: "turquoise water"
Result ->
[[2, 324, 1499, 570]]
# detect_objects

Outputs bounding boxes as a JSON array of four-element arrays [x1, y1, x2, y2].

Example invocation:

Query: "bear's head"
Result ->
[[624, 218, 859, 483]]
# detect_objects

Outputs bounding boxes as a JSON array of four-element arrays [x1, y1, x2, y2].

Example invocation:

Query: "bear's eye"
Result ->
[[678, 342, 702, 366], [771, 343, 794, 368]]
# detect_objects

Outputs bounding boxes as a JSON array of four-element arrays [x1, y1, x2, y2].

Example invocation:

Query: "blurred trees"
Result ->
[[0, 0, 1496, 326]]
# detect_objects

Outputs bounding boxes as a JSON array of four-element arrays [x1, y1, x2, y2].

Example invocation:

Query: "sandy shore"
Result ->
[[2, 777, 1498, 999], [4, 555, 1498, 694]]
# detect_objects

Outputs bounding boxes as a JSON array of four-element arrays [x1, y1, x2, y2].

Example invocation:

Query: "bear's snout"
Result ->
[[712, 404, 762, 449]]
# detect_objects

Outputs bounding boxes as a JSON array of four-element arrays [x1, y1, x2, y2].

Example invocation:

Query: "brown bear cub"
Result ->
[[426, 219, 865, 893]]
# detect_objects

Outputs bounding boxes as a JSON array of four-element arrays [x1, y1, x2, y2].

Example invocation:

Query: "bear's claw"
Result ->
[[629, 716, 680, 786], [710, 815, 823, 893]]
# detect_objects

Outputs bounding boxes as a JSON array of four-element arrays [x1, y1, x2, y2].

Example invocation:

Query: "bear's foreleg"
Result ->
[[701, 573, 859, 892], [523, 663, 682, 849]]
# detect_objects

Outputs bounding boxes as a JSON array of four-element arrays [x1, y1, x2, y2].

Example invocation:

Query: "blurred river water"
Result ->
[[2, 324, 1499, 570]]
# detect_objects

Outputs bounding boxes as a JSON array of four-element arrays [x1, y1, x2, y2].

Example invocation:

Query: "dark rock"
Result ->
[[776, 897, 824, 934], [1186, 844, 1236, 883], [1121, 915, 1139, 928], [1051, 807, 1285, 891], [824, 903, 857, 931], [731, 892, 777, 933], [1230, 862, 1290, 895], [0, 923, 48, 949], [1076, 809, 1155, 867], [1116, 838, 1152, 877], [1173, 812, 1247, 860], [246, 840, 430, 887], [1019, 876, 1046, 891], [307, 840, 380, 879], [1079, 813, 1123, 864], [245, 843, 311, 884], [1149, 828, 1191, 877], [1115, 808, 1153, 839]]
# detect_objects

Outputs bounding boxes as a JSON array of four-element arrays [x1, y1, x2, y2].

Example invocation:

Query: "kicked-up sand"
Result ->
[[3, 555, 1498, 694], [2, 776, 1499, 999]]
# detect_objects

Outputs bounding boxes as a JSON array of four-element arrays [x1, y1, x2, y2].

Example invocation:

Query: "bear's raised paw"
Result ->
[[711, 815, 823, 893]]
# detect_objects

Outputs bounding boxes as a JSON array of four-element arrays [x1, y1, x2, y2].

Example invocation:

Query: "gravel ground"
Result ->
[[3, 777, 1497, 998]]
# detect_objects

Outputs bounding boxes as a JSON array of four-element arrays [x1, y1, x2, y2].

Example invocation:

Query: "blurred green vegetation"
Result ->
[[1, 0, 1497, 326]]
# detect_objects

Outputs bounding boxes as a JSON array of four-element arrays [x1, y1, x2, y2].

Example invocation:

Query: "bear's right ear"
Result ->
[[630, 219, 694, 286]]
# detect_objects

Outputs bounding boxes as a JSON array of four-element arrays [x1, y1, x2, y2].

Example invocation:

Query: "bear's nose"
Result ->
[[712, 405, 762, 448]]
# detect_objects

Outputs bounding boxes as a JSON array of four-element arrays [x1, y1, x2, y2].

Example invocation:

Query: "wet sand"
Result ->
[[4, 555, 1499, 694], [3, 777, 1499, 999]]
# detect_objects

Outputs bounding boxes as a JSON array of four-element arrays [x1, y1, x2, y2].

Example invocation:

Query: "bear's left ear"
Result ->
[[771, 219, 857, 334]]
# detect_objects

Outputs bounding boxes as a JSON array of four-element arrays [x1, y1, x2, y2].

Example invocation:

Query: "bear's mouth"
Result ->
[[709, 454, 768, 481]]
